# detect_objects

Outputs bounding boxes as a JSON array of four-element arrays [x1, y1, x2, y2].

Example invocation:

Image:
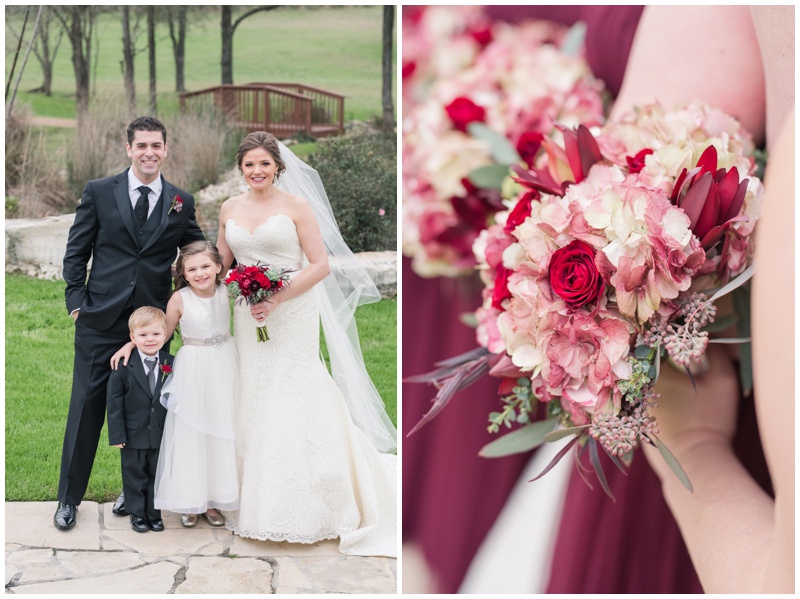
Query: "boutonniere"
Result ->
[[160, 361, 173, 382], [168, 195, 183, 215]]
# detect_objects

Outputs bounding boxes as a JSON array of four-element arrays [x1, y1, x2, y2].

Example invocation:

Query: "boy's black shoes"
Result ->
[[130, 515, 149, 533], [53, 503, 78, 530], [149, 518, 164, 532]]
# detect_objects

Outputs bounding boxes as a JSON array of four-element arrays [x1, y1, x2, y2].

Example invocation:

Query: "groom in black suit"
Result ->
[[55, 116, 205, 530]]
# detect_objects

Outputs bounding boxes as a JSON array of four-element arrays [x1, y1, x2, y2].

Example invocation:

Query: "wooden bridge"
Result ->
[[179, 83, 344, 139]]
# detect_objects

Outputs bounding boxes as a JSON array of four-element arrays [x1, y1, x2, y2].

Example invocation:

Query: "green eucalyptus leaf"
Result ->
[[543, 425, 589, 443], [468, 164, 512, 190], [708, 337, 751, 344], [704, 265, 754, 303], [459, 311, 478, 329], [634, 345, 651, 359], [620, 449, 634, 467], [561, 21, 587, 57], [467, 122, 521, 165], [733, 286, 753, 394], [479, 418, 558, 458], [650, 434, 693, 492], [653, 342, 661, 384]]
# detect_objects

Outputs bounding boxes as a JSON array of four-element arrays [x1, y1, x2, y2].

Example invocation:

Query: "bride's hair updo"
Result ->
[[236, 131, 286, 184], [174, 240, 226, 291]]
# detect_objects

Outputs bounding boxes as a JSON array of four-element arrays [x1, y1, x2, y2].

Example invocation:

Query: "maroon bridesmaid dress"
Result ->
[[402, 259, 534, 593]]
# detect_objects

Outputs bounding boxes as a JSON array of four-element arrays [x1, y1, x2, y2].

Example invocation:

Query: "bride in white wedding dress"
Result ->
[[215, 131, 397, 557]]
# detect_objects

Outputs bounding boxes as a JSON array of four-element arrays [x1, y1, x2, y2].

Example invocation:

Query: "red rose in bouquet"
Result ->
[[548, 240, 605, 308], [445, 97, 486, 132], [225, 264, 293, 342]]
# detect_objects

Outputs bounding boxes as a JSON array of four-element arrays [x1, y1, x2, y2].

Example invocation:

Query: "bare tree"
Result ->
[[147, 6, 156, 114], [121, 6, 137, 115], [220, 6, 279, 85], [5, 6, 31, 101], [166, 6, 188, 93], [6, 6, 63, 97], [31, 7, 63, 96], [52, 6, 96, 118], [7, 6, 45, 119], [381, 6, 395, 128]]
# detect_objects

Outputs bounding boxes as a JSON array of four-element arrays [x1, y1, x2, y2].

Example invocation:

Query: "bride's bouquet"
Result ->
[[225, 263, 293, 342], [402, 9, 607, 278], [410, 101, 763, 495]]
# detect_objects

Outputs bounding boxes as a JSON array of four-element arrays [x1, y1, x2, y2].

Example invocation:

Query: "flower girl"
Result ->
[[112, 241, 239, 527]]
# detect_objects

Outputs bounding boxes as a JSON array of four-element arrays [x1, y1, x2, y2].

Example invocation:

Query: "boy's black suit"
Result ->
[[107, 349, 172, 521], [59, 168, 204, 506]]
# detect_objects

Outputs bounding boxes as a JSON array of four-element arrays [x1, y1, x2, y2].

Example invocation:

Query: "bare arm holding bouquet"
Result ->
[[614, 5, 793, 593], [217, 194, 330, 323]]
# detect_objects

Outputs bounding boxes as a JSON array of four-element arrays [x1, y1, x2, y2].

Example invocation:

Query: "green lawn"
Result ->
[[6, 6, 395, 122], [5, 274, 397, 502]]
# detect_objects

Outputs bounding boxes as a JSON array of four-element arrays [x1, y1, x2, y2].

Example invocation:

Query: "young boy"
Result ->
[[107, 307, 173, 533]]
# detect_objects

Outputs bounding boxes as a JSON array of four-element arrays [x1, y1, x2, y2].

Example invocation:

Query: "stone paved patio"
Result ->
[[5, 502, 396, 594]]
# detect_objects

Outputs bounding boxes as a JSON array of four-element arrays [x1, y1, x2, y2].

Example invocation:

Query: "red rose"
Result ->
[[548, 240, 604, 308], [504, 191, 538, 234], [470, 26, 493, 47], [626, 148, 654, 174], [491, 264, 513, 310], [160, 362, 173, 382], [445, 97, 485, 132], [516, 131, 544, 168]]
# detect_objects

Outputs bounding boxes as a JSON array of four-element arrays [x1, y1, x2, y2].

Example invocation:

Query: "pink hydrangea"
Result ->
[[402, 9, 606, 277]]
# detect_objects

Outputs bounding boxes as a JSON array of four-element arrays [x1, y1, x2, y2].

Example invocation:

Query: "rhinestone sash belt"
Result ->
[[181, 332, 231, 348]]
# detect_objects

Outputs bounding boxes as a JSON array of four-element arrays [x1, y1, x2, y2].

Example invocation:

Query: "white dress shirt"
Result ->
[[138, 349, 160, 381], [128, 170, 163, 219]]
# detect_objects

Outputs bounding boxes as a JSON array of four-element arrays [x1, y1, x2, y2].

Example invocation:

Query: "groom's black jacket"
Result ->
[[63, 168, 204, 330]]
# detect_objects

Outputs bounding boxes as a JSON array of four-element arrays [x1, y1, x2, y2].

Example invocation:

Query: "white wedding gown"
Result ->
[[223, 215, 397, 557]]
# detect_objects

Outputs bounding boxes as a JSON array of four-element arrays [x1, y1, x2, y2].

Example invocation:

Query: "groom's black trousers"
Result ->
[[58, 310, 132, 505]]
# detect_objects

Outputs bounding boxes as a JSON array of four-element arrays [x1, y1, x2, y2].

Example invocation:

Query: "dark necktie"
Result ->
[[145, 357, 157, 394], [135, 186, 152, 228]]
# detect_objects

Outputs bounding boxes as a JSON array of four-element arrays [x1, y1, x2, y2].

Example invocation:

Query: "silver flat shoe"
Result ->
[[202, 509, 225, 527], [181, 513, 198, 528]]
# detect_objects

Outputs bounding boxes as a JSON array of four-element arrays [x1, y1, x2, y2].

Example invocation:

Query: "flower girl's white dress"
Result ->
[[155, 285, 240, 513]]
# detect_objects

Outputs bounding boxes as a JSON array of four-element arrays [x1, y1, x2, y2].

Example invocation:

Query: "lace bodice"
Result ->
[[177, 285, 231, 340], [225, 216, 303, 271]]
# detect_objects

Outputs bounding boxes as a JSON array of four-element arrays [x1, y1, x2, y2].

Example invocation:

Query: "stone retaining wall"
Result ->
[[5, 215, 397, 298]]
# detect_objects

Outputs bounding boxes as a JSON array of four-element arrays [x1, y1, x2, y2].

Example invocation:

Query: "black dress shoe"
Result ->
[[112, 492, 128, 516], [148, 518, 164, 532], [130, 515, 149, 533], [53, 502, 78, 530]]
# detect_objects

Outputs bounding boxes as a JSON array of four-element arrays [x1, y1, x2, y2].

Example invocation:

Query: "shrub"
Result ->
[[306, 125, 396, 252], [65, 94, 131, 199], [163, 105, 245, 194], [5, 105, 74, 218], [64, 96, 242, 200]]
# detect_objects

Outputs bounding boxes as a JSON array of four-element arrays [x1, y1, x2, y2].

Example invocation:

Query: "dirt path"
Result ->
[[30, 116, 76, 128]]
